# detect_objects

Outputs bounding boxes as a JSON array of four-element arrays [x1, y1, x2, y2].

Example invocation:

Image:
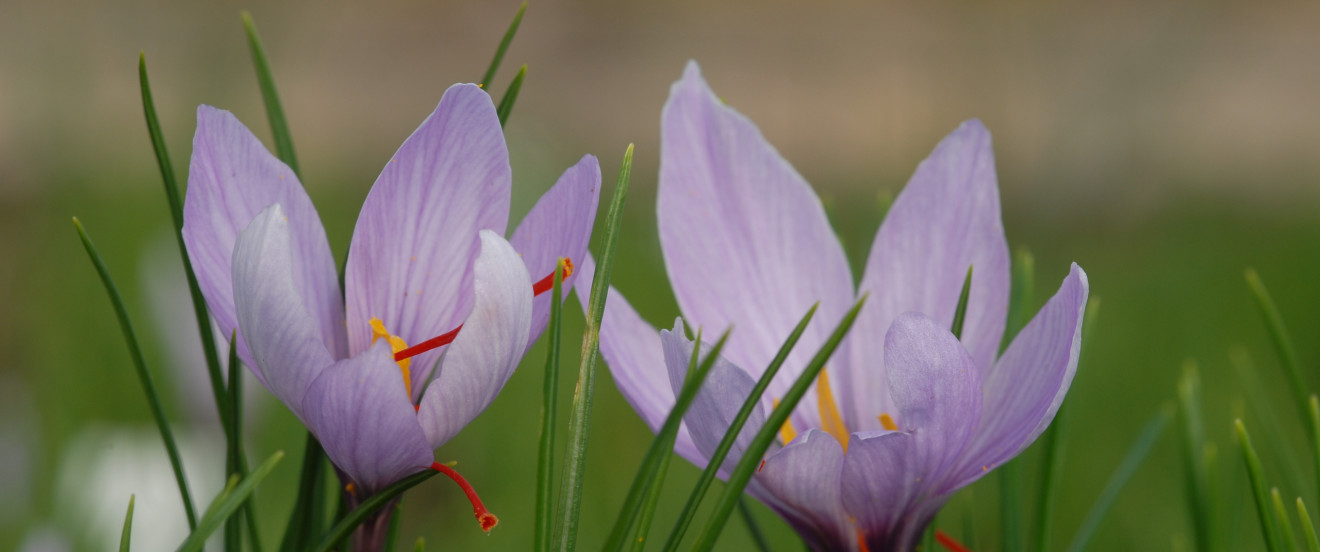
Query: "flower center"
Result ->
[[369, 317, 414, 398]]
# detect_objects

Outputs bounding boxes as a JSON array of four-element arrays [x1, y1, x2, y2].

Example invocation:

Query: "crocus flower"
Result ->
[[181, 83, 600, 539], [579, 62, 1088, 551]]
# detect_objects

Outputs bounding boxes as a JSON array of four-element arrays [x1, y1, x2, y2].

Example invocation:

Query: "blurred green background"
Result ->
[[3, 1, 1319, 550]]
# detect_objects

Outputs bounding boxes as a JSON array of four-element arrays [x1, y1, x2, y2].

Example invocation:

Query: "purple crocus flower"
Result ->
[[578, 62, 1088, 551], [181, 83, 600, 538]]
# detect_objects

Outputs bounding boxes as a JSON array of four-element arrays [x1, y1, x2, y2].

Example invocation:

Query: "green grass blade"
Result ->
[[312, 469, 441, 552], [999, 457, 1022, 552], [661, 304, 819, 552], [630, 432, 676, 552], [383, 500, 404, 552], [241, 11, 301, 177], [1244, 269, 1306, 415], [555, 144, 633, 551], [178, 451, 285, 552], [536, 258, 568, 552], [602, 329, 731, 551], [1312, 395, 1320, 512], [139, 53, 233, 446], [225, 333, 242, 552], [1272, 488, 1297, 550], [1235, 419, 1284, 552], [279, 434, 327, 552], [74, 218, 198, 530], [1034, 402, 1067, 552], [736, 498, 772, 552], [120, 495, 136, 552], [1065, 406, 1172, 552], [951, 265, 973, 339], [691, 296, 868, 552], [479, 2, 527, 88], [1178, 361, 1214, 552], [1299, 498, 1320, 552], [1002, 248, 1036, 351], [1230, 348, 1307, 495], [497, 65, 526, 127], [414, 537, 426, 552]]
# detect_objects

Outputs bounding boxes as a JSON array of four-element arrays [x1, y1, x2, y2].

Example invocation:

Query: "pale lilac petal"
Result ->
[[658, 61, 853, 426], [417, 231, 531, 448], [842, 431, 945, 551], [883, 312, 982, 489], [660, 319, 767, 476], [952, 264, 1088, 486], [573, 255, 703, 464], [510, 155, 602, 349], [345, 84, 512, 383], [301, 341, 433, 495], [754, 429, 852, 551], [842, 120, 1009, 430], [182, 106, 346, 366], [231, 204, 336, 422]]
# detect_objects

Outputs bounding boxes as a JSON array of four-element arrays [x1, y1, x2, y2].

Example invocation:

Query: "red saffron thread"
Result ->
[[935, 529, 972, 552], [431, 462, 498, 532], [531, 259, 574, 297], [394, 325, 463, 362]]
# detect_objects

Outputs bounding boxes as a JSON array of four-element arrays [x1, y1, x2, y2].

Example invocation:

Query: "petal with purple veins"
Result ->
[[755, 429, 852, 551]]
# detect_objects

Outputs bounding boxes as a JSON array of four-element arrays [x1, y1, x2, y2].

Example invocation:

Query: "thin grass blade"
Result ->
[[950, 265, 973, 339], [736, 498, 772, 552], [661, 304, 819, 551], [383, 500, 404, 552], [999, 457, 1022, 552], [1002, 247, 1036, 351], [1065, 406, 1171, 552], [75, 218, 197, 530], [240, 11, 301, 177], [120, 495, 136, 552], [225, 333, 242, 552], [313, 469, 441, 552], [1178, 361, 1214, 552], [279, 434, 328, 552], [414, 538, 426, 552], [497, 65, 526, 127], [630, 432, 676, 552], [479, 2, 527, 88], [1272, 488, 1297, 550], [1299, 498, 1320, 552], [1230, 348, 1307, 495], [178, 451, 285, 552], [555, 144, 634, 551], [1235, 419, 1285, 552], [535, 258, 568, 552], [691, 296, 868, 552]]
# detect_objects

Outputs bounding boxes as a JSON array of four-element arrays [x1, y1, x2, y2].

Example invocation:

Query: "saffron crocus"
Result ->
[[181, 83, 599, 542], [579, 62, 1088, 551]]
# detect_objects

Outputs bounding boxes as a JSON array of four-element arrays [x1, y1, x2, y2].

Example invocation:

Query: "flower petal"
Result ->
[[182, 106, 345, 366], [416, 231, 531, 448], [301, 341, 434, 495], [344, 84, 512, 383], [755, 429, 852, 551], [660, 319, 767, 476], [883, 312, 981, 489], [573, 255, 704, 465], [510, 154, 602, 349], [842, 120, 1009, 430], [842, 431, 945, 551], [658, 61, 854, 426], [952, 264, 1088, 486], [231, 204, 336, 422]]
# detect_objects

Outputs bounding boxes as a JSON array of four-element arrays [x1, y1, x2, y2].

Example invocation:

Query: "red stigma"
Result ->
[[531, 259, 574, 297], [935, 529, 972, 552], [431, 462, 499, 533], [394, 325, 463, 362], [757, 459, 765, 473]]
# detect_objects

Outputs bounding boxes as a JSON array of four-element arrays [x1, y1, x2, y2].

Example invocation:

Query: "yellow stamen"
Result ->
[[772, 398, 798, 445], [345, 482, 356, 495], [816, 367, 850, 452], [369, 317, 413, 399], [878, 413, 898, 431]]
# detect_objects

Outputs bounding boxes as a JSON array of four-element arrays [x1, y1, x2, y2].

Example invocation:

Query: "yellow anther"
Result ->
[[369, 317, 413, 399], [345, 482, 356, 495], [878, 413, 898, 431], [772, 398, 798, 445], [816, 367, 851, 452]]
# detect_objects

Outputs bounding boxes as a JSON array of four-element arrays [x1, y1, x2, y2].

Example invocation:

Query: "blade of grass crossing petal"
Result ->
[[1178, 362, 1214, 552], [497, 65, 526, 127], [602, 329, 730, 551], [951, 265, 973, 339], [479, 2, 526, 88], [178, 451, 285, 552], [241, 11, 301, 177], [536, 259, 568, 552], [555, 144, 633, 551], [691, 296, 867, 552], [139, 54, 233, 446], [1298, 498, 1320, 552], [279, 434, 327, 552], [661, 304, 820, 552], [383, 500, 404, 552], [313, 469, 440, 552], [74, 218, 197, 530], [1234, 420, 1285, 552], [119, 495, 135, 552], [736, 498, 772, 552], [1064, 406, 1172, 552], [1272, 488, 1297, 550]]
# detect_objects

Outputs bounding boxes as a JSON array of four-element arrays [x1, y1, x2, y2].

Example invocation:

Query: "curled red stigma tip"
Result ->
[[431, 461, 498, 533]]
